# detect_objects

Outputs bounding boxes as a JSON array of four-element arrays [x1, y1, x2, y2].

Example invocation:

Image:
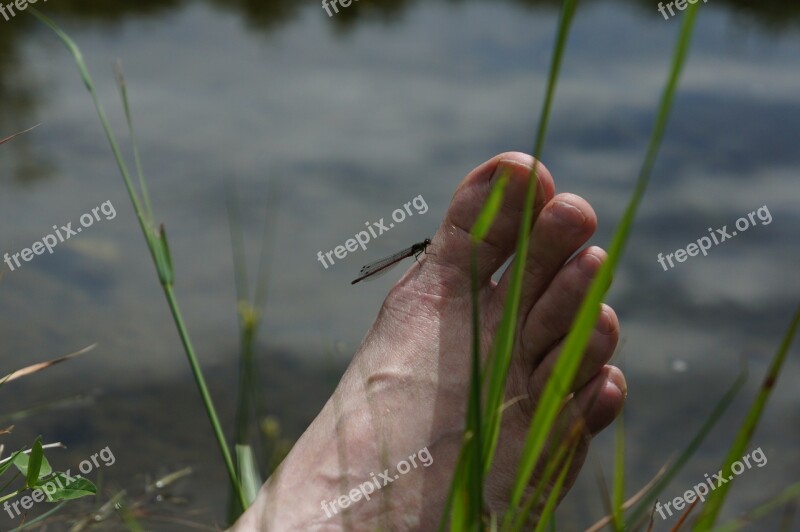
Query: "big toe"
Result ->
[[421, 153, 555, 297]]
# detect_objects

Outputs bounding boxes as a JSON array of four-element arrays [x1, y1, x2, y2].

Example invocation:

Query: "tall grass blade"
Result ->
[[708, 481, 800, 532], [531, 445, 576, 532], [471, 174, 510, 244], [226, 185, 254, 521], [9, 503, 66, 531], [625, 369, 746, 527], [443, 171, 511, 528], [225, 182, 277, 520], [504, 4, 700, 525], [693, 305, 800, 529], [585, 462, 669, 532], [612, 414, 625, 530], [114, 61, 153, 222], [482, 0, 579, 479], [438, 442, 470, 532], [509, 422, 583, 532], [28, 8, 247, 512], [226, 185, 251, 323]]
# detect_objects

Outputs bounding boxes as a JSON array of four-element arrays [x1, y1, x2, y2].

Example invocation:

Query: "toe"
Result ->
[[519, 246, 610, 362], [495, 194, 596, 313], [425, 153, 554, 296], [579, 365, 626, 435], [555, 366, 628, 435], [527, 304, 620, 396]]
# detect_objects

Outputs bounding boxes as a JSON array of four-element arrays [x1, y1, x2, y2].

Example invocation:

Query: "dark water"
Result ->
[[0, 0, 798, 529]]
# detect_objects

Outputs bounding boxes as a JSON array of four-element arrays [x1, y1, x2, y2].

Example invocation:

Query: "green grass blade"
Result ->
[[708, 481, 800, 532], [226, 184, 255, 524], [504, 3, 700, 525], [612, 414, 625, 530], [481, 0, 579, 478], [0, 450, 25, 477], [225, 184, 251, 320], [114, 60, 154, 222], [438, 441, 469, 532], [508, 423, 582, 532], [29, 9, 248, 513], [27, 9, 149, 233], [225, 182, 277, 520], [625, 369, 746, 527], [162, 283, 247, 511], [471, 174, 510, 244], [157, 224, 175, 285], [464, 173, 510, 526], [532, 445, 577, 532], [693, 305, 800, 529], [236, 444, 263, 506], [252, 182, 279, 314], [9, 502, 66, 531], [469, 248, 484, 525], [447, 245, 491, 529]]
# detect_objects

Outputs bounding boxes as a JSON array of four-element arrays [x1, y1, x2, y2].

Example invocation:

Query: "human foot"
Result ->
[[232, 152, 626, 531]]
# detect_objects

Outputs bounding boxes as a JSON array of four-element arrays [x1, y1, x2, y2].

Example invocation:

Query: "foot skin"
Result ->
[[232, 153, 626, 531]]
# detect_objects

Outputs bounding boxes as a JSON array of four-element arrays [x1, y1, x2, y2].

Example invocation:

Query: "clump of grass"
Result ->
[[27, 7, 248, 513], [0, 346, 98, 527], [443, 0, 800, 529]]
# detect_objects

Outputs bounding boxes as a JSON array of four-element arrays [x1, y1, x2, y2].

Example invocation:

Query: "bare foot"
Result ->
[[232, 152, 626, 530]]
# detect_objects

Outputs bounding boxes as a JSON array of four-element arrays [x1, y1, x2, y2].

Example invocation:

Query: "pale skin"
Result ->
[[231, 152, 627, 530]]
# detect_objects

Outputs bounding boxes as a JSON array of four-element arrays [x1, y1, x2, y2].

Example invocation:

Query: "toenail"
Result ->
[[578, 252, 602, 277], [598, 308, 615, 333], [493, 159, 532, 181], [610, 371, 627, 399], [552, 201, 586, 227]]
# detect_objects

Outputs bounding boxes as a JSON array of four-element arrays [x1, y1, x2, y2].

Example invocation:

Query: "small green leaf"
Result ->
[[14, 439, 53, 488], [0, 449, 26, 477], [35, 473, 96, 502]]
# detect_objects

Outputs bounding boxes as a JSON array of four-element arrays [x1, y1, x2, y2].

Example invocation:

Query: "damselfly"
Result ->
[[351, 238, 432, 285]]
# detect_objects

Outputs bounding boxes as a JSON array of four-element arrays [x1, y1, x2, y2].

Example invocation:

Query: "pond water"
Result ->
[[0, 0, 798, 529]]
